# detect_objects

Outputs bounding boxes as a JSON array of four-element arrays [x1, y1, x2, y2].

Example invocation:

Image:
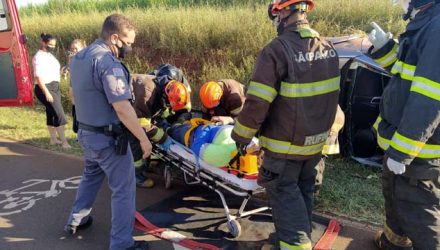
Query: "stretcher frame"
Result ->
[[152, 145, 270, 238]]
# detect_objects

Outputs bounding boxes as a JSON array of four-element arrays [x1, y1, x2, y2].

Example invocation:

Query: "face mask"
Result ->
[[117, 39, 132, 59], [46, 46, 55, 53]]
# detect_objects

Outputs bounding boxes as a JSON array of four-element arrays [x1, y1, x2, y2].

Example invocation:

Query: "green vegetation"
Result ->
[[19, 0, 266, 16], [316, 158, 384, 224], [0, 107, 81, 156], [4, 0, 404, 223], [20, 0, 407, 92]]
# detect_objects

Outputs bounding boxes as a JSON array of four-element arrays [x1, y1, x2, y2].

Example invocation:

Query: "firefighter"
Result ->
[[130, 64, 191, 188], [199, 79, 245, 125], [368, 0, 440, 249], [131, 64, 191, 150], [231, 0, 340, 249]]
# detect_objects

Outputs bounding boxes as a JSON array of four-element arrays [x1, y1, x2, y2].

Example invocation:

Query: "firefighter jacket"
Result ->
[[203, 79, 246, 118], [131, 74, 168, 144], [370, 4, 440, 173], [231, 21, 340, 160]]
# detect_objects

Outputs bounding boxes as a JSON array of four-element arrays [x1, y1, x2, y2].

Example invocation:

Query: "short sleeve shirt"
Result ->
[[32, 50, 61, 84], [94, 48, 131, 104]]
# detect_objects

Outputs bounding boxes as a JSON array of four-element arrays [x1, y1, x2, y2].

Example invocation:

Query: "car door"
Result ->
[[0, 0, 33, 107]]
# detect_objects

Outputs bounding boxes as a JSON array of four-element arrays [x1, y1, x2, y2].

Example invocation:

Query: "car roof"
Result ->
[[329, 35, 387, 73]]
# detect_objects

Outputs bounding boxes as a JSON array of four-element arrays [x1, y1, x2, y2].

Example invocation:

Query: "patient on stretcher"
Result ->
[[165, 118, 259, 169]]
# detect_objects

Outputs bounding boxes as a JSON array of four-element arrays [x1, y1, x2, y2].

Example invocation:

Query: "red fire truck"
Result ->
[[0, 0, 33, 107]]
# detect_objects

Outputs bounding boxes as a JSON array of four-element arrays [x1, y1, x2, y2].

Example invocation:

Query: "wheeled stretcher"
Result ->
[[152, 140, 270, 238]]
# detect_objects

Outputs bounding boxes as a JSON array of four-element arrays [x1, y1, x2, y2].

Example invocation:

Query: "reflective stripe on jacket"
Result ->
[[370, 4, 440, 166], [232, 21, 340, 160]]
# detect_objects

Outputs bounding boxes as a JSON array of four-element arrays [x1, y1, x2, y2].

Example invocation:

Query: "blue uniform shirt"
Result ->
[[70, 39, 131, 127]]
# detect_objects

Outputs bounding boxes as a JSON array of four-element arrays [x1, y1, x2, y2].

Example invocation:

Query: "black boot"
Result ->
[[374, 231, 413, 250], [126, 240, 149, 250]]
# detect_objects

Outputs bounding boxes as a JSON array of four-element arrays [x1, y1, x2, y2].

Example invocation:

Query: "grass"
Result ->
[[315, 158, 384, 224], [19, 0, 407, 89], [19, 0, 266, 16], [0, 106, 82, 156], [4, 0, 397, 224]]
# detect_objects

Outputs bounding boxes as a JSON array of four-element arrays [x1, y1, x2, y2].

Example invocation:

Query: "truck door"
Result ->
[[0, 0, 33, 107]]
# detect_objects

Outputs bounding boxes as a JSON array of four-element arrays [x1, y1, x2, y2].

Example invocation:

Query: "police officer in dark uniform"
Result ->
[[65, 14, 152, 250]]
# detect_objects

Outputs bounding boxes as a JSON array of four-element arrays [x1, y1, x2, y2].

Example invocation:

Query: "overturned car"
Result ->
[[330, 35, 392, 167]]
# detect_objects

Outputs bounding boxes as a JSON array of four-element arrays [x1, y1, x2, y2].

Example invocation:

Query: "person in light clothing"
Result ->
[[32, 33, 71, 149]]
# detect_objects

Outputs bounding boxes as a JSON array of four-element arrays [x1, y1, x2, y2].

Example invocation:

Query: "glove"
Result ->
[[386, 157, 406, 175], [368, 22, 393, 50], [236, 142, 248, 156], [158, 137, 172, 151]]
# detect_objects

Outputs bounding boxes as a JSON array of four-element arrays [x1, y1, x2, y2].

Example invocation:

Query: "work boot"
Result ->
[[374, 230, 413, 250], [126, 240, 149, 250], [64, 216, 93, 235]]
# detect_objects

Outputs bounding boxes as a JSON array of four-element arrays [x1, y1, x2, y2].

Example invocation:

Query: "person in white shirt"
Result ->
[[32, 33, 71, 149]]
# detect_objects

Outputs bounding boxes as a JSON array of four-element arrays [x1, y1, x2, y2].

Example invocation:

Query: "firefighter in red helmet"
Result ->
[[232, 0, 340, 249]]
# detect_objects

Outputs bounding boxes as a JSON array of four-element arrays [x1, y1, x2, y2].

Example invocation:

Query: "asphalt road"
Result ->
[[0, 138, 378, 250]]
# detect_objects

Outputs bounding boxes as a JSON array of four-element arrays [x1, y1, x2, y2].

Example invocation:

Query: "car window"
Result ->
[[0, 0, 11, 32]]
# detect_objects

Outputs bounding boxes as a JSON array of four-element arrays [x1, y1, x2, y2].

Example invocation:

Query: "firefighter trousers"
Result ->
[[258, 155, 321, 248], [382, 160, 440, 250]]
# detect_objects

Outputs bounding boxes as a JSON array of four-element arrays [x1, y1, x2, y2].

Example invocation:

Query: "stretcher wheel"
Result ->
[[227, 220, 242, 238], [164, 166, 172, 189]]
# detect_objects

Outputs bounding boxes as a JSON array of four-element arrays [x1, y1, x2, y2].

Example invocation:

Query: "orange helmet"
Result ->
[[165, 80, 190, 111], [271, 0, 314, 16], [199, 81, 223, 109]]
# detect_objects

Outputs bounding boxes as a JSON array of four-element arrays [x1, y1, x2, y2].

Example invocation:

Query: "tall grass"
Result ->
[[19, 0, 266, 16], [21, 0, 406, 93]]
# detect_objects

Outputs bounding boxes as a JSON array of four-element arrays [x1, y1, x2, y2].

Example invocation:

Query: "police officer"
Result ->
[[368, 1, 440, 249], [232, 1, 340, 249], [65, 14, 152, 250]]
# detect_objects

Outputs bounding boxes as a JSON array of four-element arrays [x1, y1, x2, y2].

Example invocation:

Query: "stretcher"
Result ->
[[152, 140, 269, 238]]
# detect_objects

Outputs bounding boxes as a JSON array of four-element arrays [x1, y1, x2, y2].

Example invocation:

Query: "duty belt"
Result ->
[[78, 122, 107, 133]]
